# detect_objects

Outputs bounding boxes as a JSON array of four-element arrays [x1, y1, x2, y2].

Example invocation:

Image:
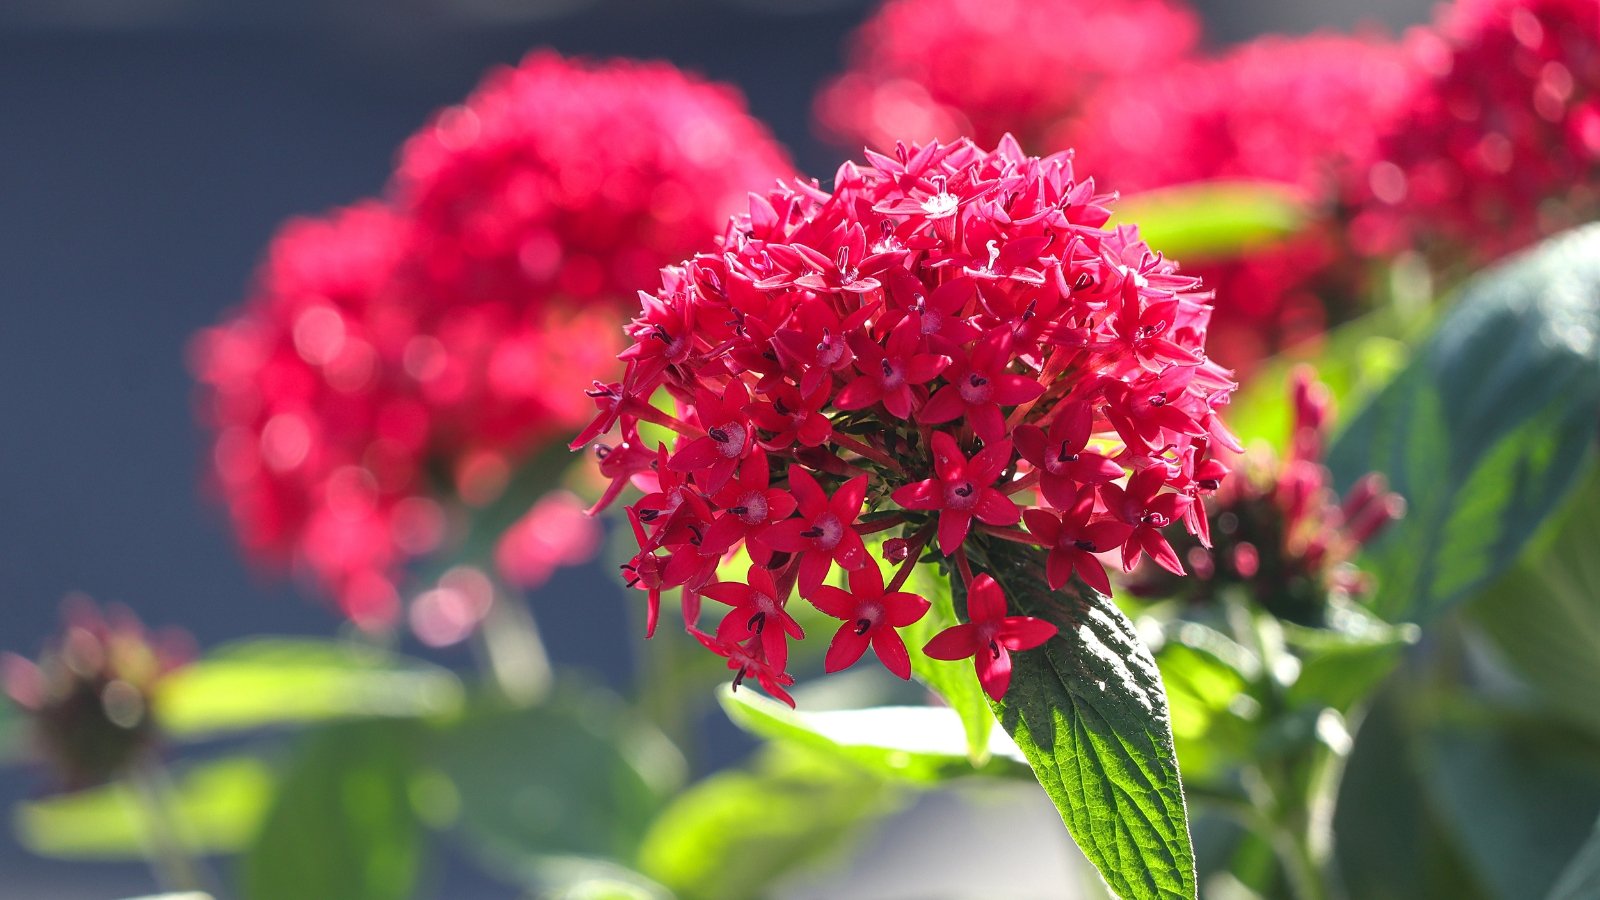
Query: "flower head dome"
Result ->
[[195, 55, 793, 628], [582, 137, 1237, 704], [1357, 0, 1600, 265], [396, 51, 794, 312], [814, 0, 1200, 153], [1063, 33, 1416, 372]]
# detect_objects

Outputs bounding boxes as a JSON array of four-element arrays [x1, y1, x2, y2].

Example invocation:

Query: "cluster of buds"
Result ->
[[1064, 33, 1417, 373], [1127, 368, 1405, 625], [581, 137, 1237, 704], [1356, 0, 1600, 266], [192, 53, 791, 627], [2, 597, 192, 788], [813, 0, 1198, 153]]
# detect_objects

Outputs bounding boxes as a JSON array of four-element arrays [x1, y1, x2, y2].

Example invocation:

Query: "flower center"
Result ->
[[816, 330, 845, 367], [711, 422, 747, 458], [959, 372, 992, 405], [879, 358, 904, 389], [735, 491, 768, 525], [804, 513, 845, 550], [945, 480, 978, 510]]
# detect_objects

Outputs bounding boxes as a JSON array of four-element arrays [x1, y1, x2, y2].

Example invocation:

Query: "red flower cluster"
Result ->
[[583, 137, 1237, 704], [1064, 34, 1416, 373], [2, 596, 192, 788], [814, 0, 1198, 153], [1356, 0, 1600, 265], [1127, 368, 1405, 625], [192, 53, 792, 627]]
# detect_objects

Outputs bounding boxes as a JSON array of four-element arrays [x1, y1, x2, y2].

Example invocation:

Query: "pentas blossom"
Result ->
[[2, 597, 192, 788], [194, 54, 792, 627], [1356, 0, 1600, 265], [395, 51, 793, 313], [1127, 368, 1405, 626], [813, 0, 1199, 152], [1063, 34, 1416, 373], [583, 137, 1237, 705]]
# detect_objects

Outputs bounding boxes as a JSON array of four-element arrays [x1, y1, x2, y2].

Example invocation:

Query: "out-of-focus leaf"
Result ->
[[0, 700, 24, 762], [1155, 622, 1260, 783], [637, 746, 901, 900], [1111, 180, 1311, 263], [1548, 817, 1600, 900], [154, 639, 461, 739], [1421, 713, 1600, 900], [973, 540, 1197, 900], [1471, 469, 1600, 740], [1281, 608, 1418, 713], [718, 687, 1025, 784], [1332, 688, 1493, 900], [1326, 224, 1600, 623], [14, 757, 272, 859], [428, 686, 683, 890], [241, 719, 424, 900], [898, 554, 995, 762]]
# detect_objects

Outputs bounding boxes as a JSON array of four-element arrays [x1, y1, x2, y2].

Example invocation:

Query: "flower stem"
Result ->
[[126, 757, 209, 895], [833, 432, 904, 472], [476, 589, 553, 706]]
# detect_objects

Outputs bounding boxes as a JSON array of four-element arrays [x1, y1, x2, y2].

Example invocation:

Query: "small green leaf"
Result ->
[[1471, 467, 1600, 740], [971, 539, 1196, 900], [242, 719, 425, 900], [428, 686, 683, 889], [637, 746, 901, 900], [14, 757, 273, 859], [718, 687, 1026, 783], [1549, 816, 1600, 900], [899, 555, 996, 762], [1280, 608, 1418, 713], [1327, 224, 1600, 623], [1111, 180, 1311, 263], [1155, 623, 1260, 783], [154, 639, 462, 738]]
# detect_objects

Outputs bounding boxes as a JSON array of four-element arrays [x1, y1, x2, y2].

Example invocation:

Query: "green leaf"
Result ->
[[242, 719, 425, 900], [1326, 224, 1600, 623], [1420, 713, 1600, 900], [718, 686, 1026, 784], [637, 746, 901, 900], [154, 638, 462, 739], [971, 539, 1197, 900], [1471, 467, 1600, 740], [899, 555, 996, 762], [1154, 622, 1260, 783], [1110, 180, 1311, 263], [1280, 608, 1418, 713], [1549, 817, 1600, 900], [14, 757, 273, 859], [428, 686, 683, 889]]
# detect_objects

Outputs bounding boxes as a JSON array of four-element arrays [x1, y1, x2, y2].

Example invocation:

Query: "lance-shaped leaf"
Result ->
[[966, 538, 1196, 900], [1326, 224, 1600, 623], [1111, 180, 1310, 263]]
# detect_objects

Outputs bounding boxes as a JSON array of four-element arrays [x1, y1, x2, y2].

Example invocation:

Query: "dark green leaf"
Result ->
[[1471, 467, 1600, 740], [1327, 224, 1600, 623], [14, 757, 273, 858], [154, 639, 461, 738], [637, 746, 901, 900], [1548, 817, 1600, 900], [972, 539, 1197, 900], [1332, 688, 1493, 900], [1111, 180, 1311, 263], [428, 687, 682, 889], [1421, 713, 1600, 900], [718, 687, 1026, 783], [242, 719, 425, 900]]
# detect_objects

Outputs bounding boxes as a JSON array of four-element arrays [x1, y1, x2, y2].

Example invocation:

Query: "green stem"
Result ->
[[126, 757, 209, 895], [475, 589, 553, 706]]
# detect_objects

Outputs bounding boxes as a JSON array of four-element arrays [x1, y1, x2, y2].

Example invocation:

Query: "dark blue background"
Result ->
[[0, 0, 1429, 895]]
